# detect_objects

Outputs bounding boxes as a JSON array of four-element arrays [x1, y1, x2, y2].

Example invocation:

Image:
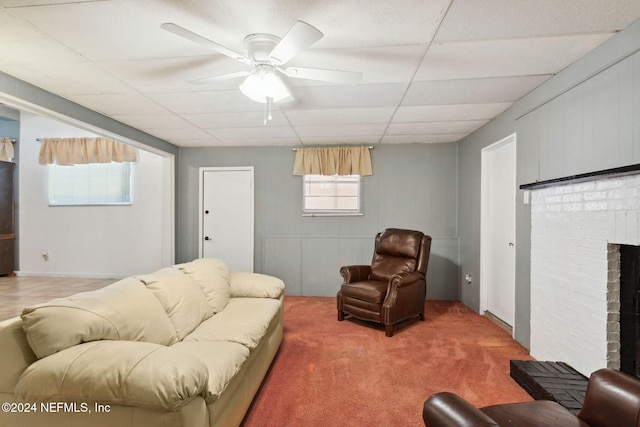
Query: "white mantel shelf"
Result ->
[[520, 164, 640, 190]]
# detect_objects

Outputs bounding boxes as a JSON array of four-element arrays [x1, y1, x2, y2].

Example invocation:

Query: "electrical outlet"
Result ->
[[42, 250, 49, 261], [465, 274, 472, 284]]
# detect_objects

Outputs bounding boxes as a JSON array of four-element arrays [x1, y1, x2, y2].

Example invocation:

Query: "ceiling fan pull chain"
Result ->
[[263, 97, 273, 125], [264, 100, 267, 125]]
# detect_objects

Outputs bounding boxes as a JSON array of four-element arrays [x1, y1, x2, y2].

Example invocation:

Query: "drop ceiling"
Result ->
[[0, 0, 639, 147]]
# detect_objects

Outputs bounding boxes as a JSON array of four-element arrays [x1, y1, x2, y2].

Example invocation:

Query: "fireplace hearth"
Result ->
[[510, 360, 588, 414]]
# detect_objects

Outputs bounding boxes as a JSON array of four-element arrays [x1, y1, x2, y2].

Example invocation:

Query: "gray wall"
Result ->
[[458, 19, 640, 347], [177, 143, 459, 299]]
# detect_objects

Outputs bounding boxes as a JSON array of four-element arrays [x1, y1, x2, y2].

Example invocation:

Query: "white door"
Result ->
[[199, 167, 254, 272], [481, 134, 516, 328]]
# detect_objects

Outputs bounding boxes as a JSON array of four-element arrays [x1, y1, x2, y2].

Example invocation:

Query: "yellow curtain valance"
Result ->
[[38, 137, 137, 165], [293, 145, 372, 176], [0, 137, 14, 162]]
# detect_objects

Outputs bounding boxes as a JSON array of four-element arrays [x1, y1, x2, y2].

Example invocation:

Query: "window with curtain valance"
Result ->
[[292, 145, 372, 176], [39, 137, 136, 206], [0, 137, 14, 162], [38, 137, 137, 165]]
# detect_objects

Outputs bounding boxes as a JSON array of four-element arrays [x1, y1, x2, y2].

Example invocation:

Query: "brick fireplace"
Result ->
[[527, 168, 640, 377]]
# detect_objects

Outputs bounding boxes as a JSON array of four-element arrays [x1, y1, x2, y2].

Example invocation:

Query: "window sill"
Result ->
[[302, 212, 364, 217]]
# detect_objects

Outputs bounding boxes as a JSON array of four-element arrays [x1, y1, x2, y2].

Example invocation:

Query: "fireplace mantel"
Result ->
[[520, 164, 640, 190]]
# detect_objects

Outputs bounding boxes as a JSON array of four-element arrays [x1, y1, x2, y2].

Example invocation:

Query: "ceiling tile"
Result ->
[[402, 76, 551, 106], [294, 123, 387, 138], [381, 134, 467, 144], [299, 136, 381, 145], [288, 45, 426, 85], [393, 103, 512, 122], [99, 57, 251, 93], [111, 114, 198, 130], [184, 111, 289, 128], [285, 107, 395, 126], [417, 34, 614, 81], [145, 90, 263, 115], [67, 93, 171, 116], [289, 83, 407, 109], [1, 61, 131, 95], [0, 10, 82, 65], [435, 0, 640, 42], [149, 127, 213, 141], [387, 120, 489, 135], [207, 126, 297, 140]]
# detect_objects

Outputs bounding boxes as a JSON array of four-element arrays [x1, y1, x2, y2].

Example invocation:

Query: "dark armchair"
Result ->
[[423, 368, 640, 427], [337, 228, 432, 337]]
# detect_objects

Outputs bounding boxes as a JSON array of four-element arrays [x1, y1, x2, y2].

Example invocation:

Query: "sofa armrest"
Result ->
[[423, 392, 500, 427], [229, 272, 285, 298], [340, 265, 371, 283], [0, 317, 37, 394], [578, 368, 640, 427], [15, 340, 208, 411]]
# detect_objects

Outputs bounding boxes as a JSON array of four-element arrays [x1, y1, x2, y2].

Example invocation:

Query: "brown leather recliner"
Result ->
[[422, 368, 640, 427], [337, 228, 432, 337]]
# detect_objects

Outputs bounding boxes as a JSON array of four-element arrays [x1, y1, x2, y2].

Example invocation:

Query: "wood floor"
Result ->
[[0, 275, 115, 320]]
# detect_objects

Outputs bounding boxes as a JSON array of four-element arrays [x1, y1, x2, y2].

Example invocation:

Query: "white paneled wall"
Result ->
[[18, 112, 172, 278], [530, 174, 640, 376]]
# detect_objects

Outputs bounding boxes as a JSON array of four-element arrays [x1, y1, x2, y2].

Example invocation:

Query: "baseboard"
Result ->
[[483, 310, 513, 335], [15, 271, 124, 279]]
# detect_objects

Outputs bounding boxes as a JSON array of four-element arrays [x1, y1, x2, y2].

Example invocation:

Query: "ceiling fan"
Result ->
[[160, 20, 363, 105]]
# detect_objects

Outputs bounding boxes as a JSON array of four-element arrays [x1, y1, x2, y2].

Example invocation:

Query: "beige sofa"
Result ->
[[0, 258, 285, 427]]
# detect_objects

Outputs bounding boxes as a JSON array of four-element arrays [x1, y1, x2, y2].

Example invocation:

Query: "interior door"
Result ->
[[481, 135, 516, 327], [200, 167, 254, 272]]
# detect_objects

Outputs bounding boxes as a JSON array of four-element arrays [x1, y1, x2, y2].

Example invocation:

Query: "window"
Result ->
[[48, 162, 132, 206], [303, 174, 362, 216]]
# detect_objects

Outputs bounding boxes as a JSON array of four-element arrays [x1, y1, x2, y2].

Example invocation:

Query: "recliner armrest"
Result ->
[[340, 265, 371, 283], [423, 392, 499, 427], [390, 271, 425, 288], [578, 368, 640, 427]]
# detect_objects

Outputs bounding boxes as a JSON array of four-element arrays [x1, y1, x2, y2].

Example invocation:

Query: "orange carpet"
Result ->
[[241, 297, 533, 427]]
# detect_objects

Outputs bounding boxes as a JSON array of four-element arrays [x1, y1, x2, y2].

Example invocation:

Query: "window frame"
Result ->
[[302, 174, 363, 217], [47, 161, 133, 207]]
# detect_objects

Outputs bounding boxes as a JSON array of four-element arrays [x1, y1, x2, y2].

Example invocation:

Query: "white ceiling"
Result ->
[[0, 0, 639, 147]]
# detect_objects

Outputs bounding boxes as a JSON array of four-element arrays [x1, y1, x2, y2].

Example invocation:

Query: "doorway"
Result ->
[[199, 167, 254, 272], [480, 133, 516, 330]]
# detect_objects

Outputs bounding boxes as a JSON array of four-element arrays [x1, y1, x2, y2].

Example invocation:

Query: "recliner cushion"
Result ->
[[481, 400, 583, 427], [340, 280, 388, 303], [369, 229, 423, 282]]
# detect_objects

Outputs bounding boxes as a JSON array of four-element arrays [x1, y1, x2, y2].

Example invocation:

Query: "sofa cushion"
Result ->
[[174, 258, 231, 313], [21, 277, 178, 359], [137, 270, 214, 339], [229, 272, 285, 299], [183, 298, 281, 349], [171, 341, 250, 403], [15, 340, 208, 411]]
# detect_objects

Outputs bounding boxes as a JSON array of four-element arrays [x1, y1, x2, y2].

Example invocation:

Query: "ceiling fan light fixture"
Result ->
[[239, 65, 290, 103]]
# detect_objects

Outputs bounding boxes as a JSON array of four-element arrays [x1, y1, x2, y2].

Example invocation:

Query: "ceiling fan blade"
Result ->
[[285, 67, 363, 84], [188, 70, 251, 85], [268, 21, 323, 65], [161, 23, 250, 64]]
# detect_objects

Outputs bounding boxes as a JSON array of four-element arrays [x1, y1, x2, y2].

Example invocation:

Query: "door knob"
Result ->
[[508, 242, 514, 247], [205, 236, 210, 241]]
